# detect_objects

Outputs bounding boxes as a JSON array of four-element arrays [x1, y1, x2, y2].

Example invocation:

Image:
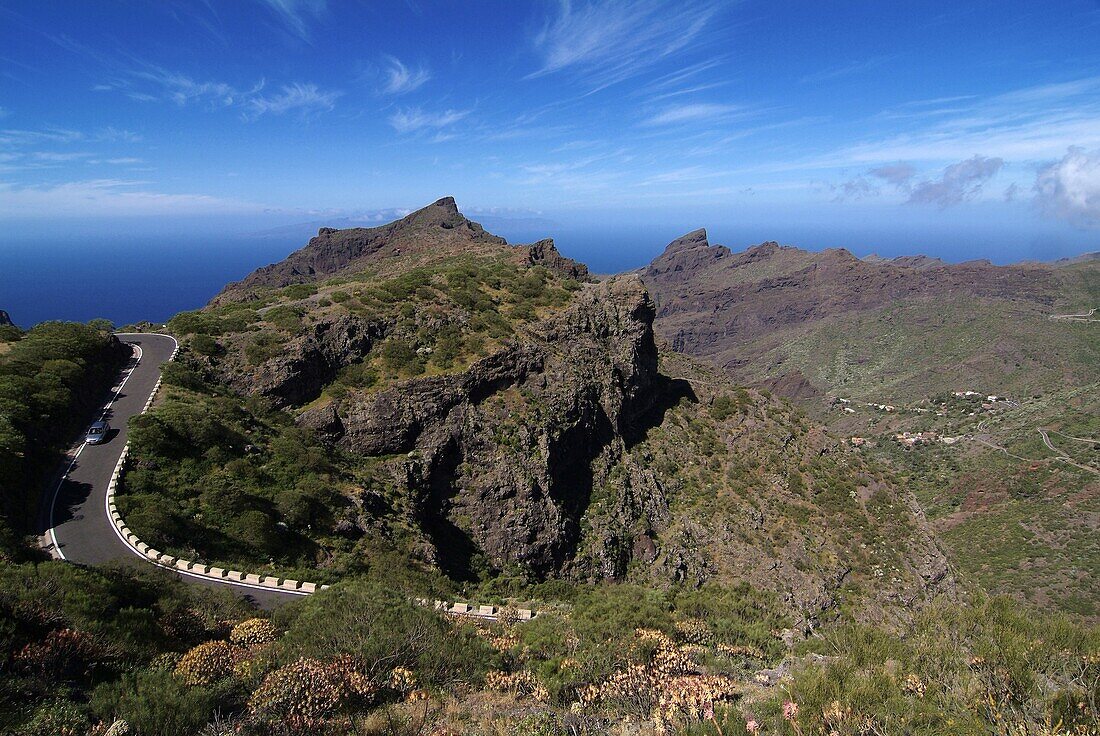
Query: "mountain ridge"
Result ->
[[217, 197, 589, 303], [144, 198, 956, 628]]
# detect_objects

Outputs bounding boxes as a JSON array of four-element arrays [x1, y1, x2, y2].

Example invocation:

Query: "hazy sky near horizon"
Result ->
[[1, 0, 1099, 261]]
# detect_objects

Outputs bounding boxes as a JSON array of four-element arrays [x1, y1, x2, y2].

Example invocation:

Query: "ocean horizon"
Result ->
[[2, 219, 1093, 328]]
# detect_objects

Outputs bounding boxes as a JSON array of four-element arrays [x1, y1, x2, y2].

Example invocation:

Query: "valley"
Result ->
[[1, 201, 1096, 736]]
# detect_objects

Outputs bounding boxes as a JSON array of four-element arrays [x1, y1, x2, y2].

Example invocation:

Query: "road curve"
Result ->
[[42, 333, 299, 608]]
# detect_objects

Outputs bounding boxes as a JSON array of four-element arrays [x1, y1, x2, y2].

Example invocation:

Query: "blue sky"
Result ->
[[2, 0, 1099, 262]]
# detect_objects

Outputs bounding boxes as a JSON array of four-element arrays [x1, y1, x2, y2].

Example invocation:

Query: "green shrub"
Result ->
[[90, 669, 223, 736], [379, 339, 423, 376], [572, 585, 673, 645], [263, 305, 304, 332], [281, 283, 318, 300], [189, 334, 221, 356], [274, 581, 497, 688], [244, 333, 284, 365]]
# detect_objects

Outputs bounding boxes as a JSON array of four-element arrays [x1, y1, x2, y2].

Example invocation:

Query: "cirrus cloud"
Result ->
[[380, 55, 430, 95]]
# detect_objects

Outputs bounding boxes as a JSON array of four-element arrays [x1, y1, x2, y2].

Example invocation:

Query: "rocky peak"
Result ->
[[526, 238, 592, 282], [0, 310, 11, 327], [744, 240, 781, 258], [663, 228, 710, 254], [647, 228, 731, 277], [295, 275, 660, 577], [399, 196, 466, 230], [215, 196, 512, 301]]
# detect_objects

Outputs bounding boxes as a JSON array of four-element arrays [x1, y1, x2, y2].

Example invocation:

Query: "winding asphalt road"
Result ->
[[40, 333, 298, 608]]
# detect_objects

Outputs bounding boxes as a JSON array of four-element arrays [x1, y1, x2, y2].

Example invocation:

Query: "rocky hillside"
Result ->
[[216, 196, 588, 302], [137, 199, 955, 628], [642, 229, 1098, 403], [642, 230, 1099, 617]]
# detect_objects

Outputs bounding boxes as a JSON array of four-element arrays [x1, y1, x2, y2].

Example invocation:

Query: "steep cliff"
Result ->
[[153, 199, 954, 627]]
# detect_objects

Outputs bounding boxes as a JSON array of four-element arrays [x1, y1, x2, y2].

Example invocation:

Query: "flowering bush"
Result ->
[[674, 618, 714, 645], [248, 657, 360, 727], [388, 666, 418, 694], [573, 627, 737, 728], [484, 669, 550, 701], [653, 675, 740, 734], [15, 628, 106, 682], [229, 618, 278, 647], [174, 640, 236, 686]]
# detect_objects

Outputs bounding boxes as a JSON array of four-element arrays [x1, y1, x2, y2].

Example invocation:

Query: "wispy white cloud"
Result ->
[[1034, 147, 1100, 228], [245, 83, 340, 118], [380, 55, 430, 95], [799, 56, 892, 84], [528, 0, 726, 91], [0, 126, 148, 174], [388, 107, 470, 134], [636, 165, 731, 185], [0, 179, 257, 217], [829, 176, 878, 202], [831, 156, 1002, 206], [29, 151, 93, 162], [641, 102, 745, 126], [0, 127, 85, 146], [254, 0, 327, 41], [88, 157, 145, 165], [832, 77, 1100, 165], [119, 66, 340, 120], [868, 162, 916, 187], [130, 67, 240, 108]]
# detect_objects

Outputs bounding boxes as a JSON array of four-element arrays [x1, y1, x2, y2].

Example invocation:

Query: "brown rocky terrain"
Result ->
[[641, 229, 1098, 403], [159, 199, 956, 628]]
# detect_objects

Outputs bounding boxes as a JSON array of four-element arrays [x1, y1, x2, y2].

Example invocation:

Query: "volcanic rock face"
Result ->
[[526, 238, 592, 282], [223, 314, 388, 407], [299, 276, 661, 576]]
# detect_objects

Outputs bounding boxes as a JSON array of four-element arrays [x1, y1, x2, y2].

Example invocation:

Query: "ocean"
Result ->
[[0, 227, 670, 328], [1, 219, 1090, 329]]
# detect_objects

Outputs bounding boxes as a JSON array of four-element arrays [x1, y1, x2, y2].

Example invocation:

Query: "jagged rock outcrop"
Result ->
[[0, 310, 12, 327], [179, 202, 959, 622], [298, 277, 660, 576], [222, 315, 388, 407], [526, 238, 591, 282]]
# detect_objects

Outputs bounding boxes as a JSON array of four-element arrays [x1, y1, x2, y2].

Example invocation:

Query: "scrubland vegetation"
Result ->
[[2, 556, 1095, 735]]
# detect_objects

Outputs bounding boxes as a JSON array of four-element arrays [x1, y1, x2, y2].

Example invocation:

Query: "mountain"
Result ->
[[642, 229, 1098, 403], [0, 310, 11, 326], [247, 212, 559, 243], [135, 198, 956, 629], [13, 202, 1096, 736], [218, 197, 586, 302], [642, 229, 1100, 615]]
